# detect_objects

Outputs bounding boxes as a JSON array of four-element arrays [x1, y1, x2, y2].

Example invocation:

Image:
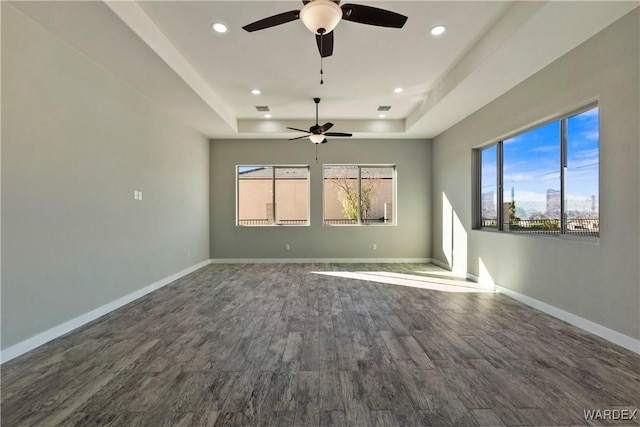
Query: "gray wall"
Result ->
[[1, 4, 210, 350], [210, 138, 431, 260], [431, 10, 639, 340]]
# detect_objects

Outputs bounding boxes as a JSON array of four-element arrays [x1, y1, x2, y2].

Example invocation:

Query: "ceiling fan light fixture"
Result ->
[[299, 0, 343, 35], [309, 134, 325, 144]]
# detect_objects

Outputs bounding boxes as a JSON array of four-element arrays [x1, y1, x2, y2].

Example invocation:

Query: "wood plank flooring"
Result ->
[[2, 263, 639, 426]]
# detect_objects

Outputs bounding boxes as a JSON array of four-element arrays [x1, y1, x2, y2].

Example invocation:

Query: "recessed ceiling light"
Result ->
[[264, 114, 272, 118], [430, 25, 446, 36], [379, 114, 387, 118], [212, 23, 227, 33], [393, 87, 404, 94], [251, 89, 261, 95]]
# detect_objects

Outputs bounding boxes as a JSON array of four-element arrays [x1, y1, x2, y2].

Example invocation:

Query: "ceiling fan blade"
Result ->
[[324, 132, 352, 137], [319, 122, 334, 132], [321, 138, 328, 144], [243, 10, 300, 32], [289, 135, 309, 141], [286, 126, 311, 133], [315, 30, 334, 58], [341, 4, 407, 28]]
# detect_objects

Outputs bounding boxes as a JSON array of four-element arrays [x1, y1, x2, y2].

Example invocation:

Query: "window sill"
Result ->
[[237, 223, 310, 227], [473, 228, 599, 244]]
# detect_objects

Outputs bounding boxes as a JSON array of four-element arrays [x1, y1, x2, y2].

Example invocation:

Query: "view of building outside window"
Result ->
[[237, 166, 309, 226], [323, 165, 395, 225]]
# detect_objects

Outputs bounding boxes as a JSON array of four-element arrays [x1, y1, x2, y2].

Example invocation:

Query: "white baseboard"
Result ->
[[466, 272, 480, 282], [496, 285, 640, 354], [209, 258, 432, 264], [1, 259, 211, 364], [429, 258, 451, 270], [422, 259, 638, 354]]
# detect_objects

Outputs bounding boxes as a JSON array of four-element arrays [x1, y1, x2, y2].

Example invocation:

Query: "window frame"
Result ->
[[322, 164, 397, 226], [236, 164, 310, 227], [474, 102, 599, 240]]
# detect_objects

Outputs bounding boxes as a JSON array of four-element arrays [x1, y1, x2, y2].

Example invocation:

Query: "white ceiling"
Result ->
[[10, 1, 638, 139]]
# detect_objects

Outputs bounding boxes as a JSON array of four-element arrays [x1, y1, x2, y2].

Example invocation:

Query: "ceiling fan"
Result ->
[[288, 98, 352, 144], [242, 0, 408, 59]]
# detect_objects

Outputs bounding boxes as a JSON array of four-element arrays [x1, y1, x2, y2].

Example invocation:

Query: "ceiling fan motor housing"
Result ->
[[299, 0, 342, 34]]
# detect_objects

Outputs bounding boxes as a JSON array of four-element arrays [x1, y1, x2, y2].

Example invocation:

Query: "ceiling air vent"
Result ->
[[255, 106, 270, 112], [377, 106, 391, 111]]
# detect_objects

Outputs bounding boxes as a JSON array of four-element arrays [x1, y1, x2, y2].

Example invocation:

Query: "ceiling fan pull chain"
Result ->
[[320, 32, 324, 84], [315, 144, 318, 163]]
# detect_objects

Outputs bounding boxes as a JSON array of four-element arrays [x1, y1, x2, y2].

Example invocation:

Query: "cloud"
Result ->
[[541, 171, 560, 180], [570, 159, 599, 170], [580, 130, 599, 141], [569, 149, 599, 167], [574, 107, 599, 119], [504, 173, 534, 182], [530, 144, 558, 153], [503, 136, 521, 145]]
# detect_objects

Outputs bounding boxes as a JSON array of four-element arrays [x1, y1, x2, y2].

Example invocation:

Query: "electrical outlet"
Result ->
[[187, 250, 191, 258], [285, 244, 290, 251], [372, 243, 377, 251]]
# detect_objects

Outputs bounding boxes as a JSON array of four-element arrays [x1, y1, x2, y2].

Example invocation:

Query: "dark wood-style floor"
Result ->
[[2, 263, 639, 426]]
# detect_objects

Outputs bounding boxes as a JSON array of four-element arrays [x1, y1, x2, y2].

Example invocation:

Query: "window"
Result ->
[[323, 165, 395, 225], [480, 145, 498, 228], [476, 105, 599, 238], [237, 166, 309, 226], [503, 121, 561, 235], [566, 108, 599, 236]]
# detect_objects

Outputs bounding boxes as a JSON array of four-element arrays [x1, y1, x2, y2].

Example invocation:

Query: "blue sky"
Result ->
[[482, 107, 599, 205], [238, 166, 267, 173], [566, 107, 599, 199], [503, 120, 561, 195]]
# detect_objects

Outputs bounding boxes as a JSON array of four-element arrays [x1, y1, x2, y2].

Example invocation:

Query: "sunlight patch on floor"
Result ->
[[312, 271, 494, 293], [413, 269, 466, 279]]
